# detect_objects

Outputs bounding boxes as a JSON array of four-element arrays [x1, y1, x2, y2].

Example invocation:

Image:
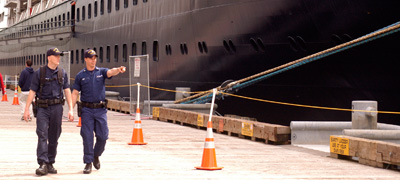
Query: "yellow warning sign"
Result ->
[[152, 107, 159, 118], [241, 122, 253, 136], [197, 114, 204, 127], [330, 136, 349, 156]]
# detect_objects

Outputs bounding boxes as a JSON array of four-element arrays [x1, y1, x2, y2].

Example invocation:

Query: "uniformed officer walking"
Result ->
[[71, 49, 125, 174], [23, 47, 74, 176]]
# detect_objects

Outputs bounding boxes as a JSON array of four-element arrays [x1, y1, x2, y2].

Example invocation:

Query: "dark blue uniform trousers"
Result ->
[[36, 104, 63, 165], [81, 107, 109, 164]]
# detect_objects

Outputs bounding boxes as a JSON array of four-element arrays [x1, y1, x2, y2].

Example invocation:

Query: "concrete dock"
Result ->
[[0, 90, 400, 179]]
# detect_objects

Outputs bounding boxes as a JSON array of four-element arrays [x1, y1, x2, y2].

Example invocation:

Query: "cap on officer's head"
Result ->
[[84, 49, 97, 58], [46, 47, 64, 57]]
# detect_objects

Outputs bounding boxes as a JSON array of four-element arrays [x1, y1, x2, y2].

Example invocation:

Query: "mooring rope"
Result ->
[[181, 21, 400, 104]]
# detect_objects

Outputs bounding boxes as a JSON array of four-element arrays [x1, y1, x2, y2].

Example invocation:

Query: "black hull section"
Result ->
[[1, 0, 400, 126]]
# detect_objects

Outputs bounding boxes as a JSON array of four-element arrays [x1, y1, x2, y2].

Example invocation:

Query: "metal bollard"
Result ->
[[175, 87, 191, 101], [352, 101, 377, 129]]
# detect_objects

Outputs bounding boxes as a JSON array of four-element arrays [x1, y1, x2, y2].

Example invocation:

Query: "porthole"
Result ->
[[81, 49, 84, 64], [142, 41, 147, 55], [124, 0, 128, 8], [223, 40, 231, 52], [166, 45, 170, 55], [165, 44, 172, 55], [114, 45, 119, 62], [228, 40, 236, 53], [168, 44, 172, 55], [287, 36, 298, 52], [76, 50, 79, 64], [153, 41, 159, 61], [180, 43, 184, 55], [116, 0, 120, 11], [71, 51, 74, 64], [94, 1, 98, 17], [256, 38, 266, 51], [198, 42, 203, 53], [250, 38, 259, 52], [202, 41, 208, 53], [331, 34, 343, 45], [131, 43, 137, 55], [342, 34, 353, 42], [295, 36, 307, 51], [99, 47, 104, 63], [122, 44, 127, 62], [106, 46, 110, 62], [88, 4, 92, 19], [183, 43, 188, 54]]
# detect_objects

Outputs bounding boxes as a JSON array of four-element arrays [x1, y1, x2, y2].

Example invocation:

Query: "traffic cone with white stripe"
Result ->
[[1, 91, 7, 102], [195, 121, 223, 170], [128, 108, 147, 145], [76, 117, 82, 127], [12, 86, 19, 105]]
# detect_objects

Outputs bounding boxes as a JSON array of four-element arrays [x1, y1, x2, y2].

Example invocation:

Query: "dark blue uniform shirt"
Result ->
[[73, 67, 111, 103], [30, 66, 70, 99]]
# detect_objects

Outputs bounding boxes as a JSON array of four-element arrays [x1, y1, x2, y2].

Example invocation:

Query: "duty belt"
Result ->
[[81, 101, 107, 109], [37, 98, 65, 105]]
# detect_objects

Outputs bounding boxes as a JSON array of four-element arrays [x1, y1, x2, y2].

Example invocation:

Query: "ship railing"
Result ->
[[5, 0, 17, 4], [6, 0, 67, 27], [0, 19, 75, 41]]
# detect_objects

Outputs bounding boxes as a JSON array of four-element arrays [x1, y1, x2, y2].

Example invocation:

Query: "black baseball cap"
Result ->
[[46, 47, 64, 57], [84, 49, 97, 58]]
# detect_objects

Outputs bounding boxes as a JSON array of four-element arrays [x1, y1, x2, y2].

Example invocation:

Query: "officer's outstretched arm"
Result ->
[[23, 90, 36, 122], [64, 88, 74, 121], [107, 66, 126, 78]]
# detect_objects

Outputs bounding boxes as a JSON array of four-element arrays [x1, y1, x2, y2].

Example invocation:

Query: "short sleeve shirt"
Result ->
[[30, 66, 70, 99], [73, 67, 111, 103]]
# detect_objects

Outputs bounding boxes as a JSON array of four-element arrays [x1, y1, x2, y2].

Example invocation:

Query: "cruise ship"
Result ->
[[1, 0, 400, 126]]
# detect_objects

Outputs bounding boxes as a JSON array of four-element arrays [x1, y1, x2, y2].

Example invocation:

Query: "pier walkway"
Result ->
[[0, 89, 400, 179]]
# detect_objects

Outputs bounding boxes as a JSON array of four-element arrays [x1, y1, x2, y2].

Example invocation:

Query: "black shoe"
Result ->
[[83, 163, 92, 174], [35, 163, 48, 176], [93, 156, 100, 170], [47, 163, 57, 174]]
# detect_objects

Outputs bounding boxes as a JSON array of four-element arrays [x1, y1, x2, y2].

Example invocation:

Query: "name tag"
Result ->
[[96, 75, 103, 78]]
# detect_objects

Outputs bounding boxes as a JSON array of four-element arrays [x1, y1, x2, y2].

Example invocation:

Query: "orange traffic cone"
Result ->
[[12, 87, 19, 105], [128, 108, 147, 145], [76, 117, 82, 127], [1, 92, 7, 102], [195, 121, 223, 170]]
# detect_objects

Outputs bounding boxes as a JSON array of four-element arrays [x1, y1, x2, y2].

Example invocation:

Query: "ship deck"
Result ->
[[1, 89, 400, 179]]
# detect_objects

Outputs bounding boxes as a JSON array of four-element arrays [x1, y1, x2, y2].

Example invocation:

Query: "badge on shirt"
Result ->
[[96, 75, 103, 78]]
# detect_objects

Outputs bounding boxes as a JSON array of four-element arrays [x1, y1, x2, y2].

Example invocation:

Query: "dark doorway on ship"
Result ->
[[71, 2, 76, 33]]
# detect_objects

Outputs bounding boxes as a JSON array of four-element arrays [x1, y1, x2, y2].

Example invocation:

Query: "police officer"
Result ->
[[24, 47, 74, 176], [71, 49, 125, 174]]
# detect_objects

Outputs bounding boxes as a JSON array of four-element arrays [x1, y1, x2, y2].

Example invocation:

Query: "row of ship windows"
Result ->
[[76, 0, 148, 22], [0, 33, 354, 66], [4, 0, 150, 39], [0, 40, 189, 67], [0, 39, 207, 67]]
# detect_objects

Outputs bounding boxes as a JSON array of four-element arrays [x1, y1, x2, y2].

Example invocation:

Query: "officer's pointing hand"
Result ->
[[119, 66, 126, 73]]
